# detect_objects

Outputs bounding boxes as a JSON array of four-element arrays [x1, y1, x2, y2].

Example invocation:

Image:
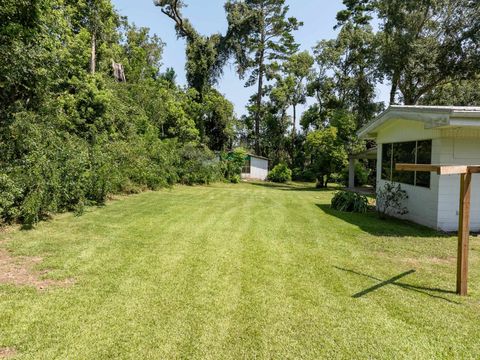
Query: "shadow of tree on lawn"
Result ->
[[246, 181, 337, 192]]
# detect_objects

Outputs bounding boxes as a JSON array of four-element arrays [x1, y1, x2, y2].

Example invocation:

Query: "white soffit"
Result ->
[[358, 106, 480, 139]]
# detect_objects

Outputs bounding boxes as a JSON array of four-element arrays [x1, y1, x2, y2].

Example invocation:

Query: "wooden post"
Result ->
[[457, 173, 472, 296], [395, 164, 480, 295]]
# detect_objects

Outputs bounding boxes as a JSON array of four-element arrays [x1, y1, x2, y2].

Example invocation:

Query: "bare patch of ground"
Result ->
[[0, 347, 16, 358], [0, 249, 74, 290]]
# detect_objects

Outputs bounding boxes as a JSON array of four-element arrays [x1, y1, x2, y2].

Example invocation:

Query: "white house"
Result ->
[[241, 154, 269, 181], [357, 105, 480, 232]]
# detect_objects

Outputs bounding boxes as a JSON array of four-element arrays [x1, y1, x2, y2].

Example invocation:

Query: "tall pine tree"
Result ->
[[226, 0, 301, 155]]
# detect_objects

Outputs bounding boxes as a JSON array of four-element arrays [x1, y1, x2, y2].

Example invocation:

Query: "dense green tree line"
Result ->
[[0, 0, 239, 226]]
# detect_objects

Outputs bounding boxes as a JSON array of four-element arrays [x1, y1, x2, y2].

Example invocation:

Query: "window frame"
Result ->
[[381, 139, 432, 188]]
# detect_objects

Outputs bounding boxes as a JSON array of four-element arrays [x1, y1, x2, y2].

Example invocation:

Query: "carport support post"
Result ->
[[457, 172, 472, 296], [348, 158, 356, 189]]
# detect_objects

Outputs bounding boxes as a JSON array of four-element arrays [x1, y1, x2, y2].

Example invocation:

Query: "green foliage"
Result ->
[[331, 190, 369, 213], [230, 174, 241, 184], [337, 0, 480, 105], [377, 182, 409, 219], [280, 51, 314, 128], [226, 0, 302, 154], [0, 1, 234, 226], [309, 22, 381, 129], [221, 148, 247, 183], [305, 126, 348, 188], [340, 162, 371, 187], [0, 174, 21, 223], [177, 143, 221, 185], [154, 0, 234, 101], [202, 89, 236, 151], [268, 163, 292, 183], [122, 23, 164, 82], [292, 167, 316, 182], [419, 78, 480, 106]]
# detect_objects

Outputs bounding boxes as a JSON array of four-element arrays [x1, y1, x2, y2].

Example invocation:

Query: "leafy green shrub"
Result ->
[[377, 182, 408, 219], [268, 163, 292, 183], [331, 191, 369, 213], [220, 148, 247, 183], [230, 174, 241, 184], [0, 174, 21, 223], [177, 143, 222, 185]]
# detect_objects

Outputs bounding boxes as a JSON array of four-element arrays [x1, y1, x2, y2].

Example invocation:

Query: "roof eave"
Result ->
[[357, 106, 455, 139]]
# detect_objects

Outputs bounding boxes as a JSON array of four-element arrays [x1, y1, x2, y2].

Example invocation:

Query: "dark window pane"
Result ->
[[381, 143, 392, 181], [392, 141, 415, 185], [415, 172, 431, 188], [415, 140, 432, 187], [416, 140, 432, 164]]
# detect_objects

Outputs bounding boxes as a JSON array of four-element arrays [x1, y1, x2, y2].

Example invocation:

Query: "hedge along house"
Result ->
[[241, 154, 269, 181], [357, 105, 480, 232]]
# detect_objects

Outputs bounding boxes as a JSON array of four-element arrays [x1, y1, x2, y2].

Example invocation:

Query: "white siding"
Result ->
[[376, 120, 440, 229], [436, 132, 480, 231], [242, 156, 269, 181], [375, 121, 480, 231]]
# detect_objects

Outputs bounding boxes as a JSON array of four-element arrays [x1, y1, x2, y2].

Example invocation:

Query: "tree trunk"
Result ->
[[291, 104, 296, 163], [253, 6, 266, 156], [389, 71, 399, 105], [90, 32, 96, 74], [316, 175, 325, 188], [292, 104, 296, 138], [402, 86, 416, 105], [254, 61, 263, 155]]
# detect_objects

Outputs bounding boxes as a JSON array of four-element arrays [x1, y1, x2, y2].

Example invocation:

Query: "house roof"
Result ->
[[350, 147, 377, 160], [247, 153, 269, 161], [358, 105, 480, 139]]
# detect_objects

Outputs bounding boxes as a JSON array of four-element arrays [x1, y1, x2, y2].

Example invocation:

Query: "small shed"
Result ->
[[241, 154, 269, 181], [357, 105, 480, 231]]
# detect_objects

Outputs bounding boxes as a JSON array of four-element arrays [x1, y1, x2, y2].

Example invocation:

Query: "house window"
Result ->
[[242, 157, 251, 174], [381, 140, 432, 188]]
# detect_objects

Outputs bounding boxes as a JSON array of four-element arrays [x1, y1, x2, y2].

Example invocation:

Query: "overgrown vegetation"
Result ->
[[0, 0, 241, 227], [221, 148, 248, 183]]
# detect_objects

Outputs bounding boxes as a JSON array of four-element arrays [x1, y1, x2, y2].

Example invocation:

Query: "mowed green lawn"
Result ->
[[1, 182, 480, 359]]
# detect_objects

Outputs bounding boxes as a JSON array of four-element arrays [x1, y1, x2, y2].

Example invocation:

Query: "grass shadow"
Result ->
[[246, 181, 338, 192], [334, 266, 459, 304], [316, 204, 447, 238]]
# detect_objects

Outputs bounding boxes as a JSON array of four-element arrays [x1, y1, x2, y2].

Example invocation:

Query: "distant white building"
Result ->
[[357, 105, 480, 231], [241, 154, 269, 181]]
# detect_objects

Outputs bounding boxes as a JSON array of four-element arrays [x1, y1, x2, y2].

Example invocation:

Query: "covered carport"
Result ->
[[348, 147, 377, 190]]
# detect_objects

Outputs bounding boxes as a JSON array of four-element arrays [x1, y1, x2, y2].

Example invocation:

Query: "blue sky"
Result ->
[[111, 0, 388, 118]]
